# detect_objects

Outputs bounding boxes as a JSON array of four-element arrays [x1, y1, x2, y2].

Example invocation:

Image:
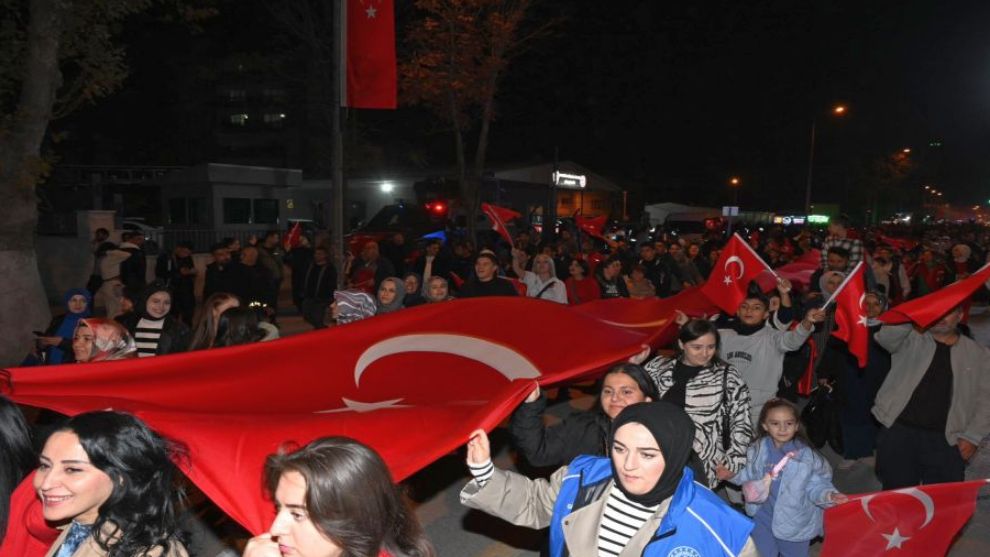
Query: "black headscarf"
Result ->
[[609, 401, 696, 506]]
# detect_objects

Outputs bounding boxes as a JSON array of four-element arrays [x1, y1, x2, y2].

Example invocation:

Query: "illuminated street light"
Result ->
[[729, 176, 741, 186], [902, 148, 911, 154], [833, 105, 847, 115], [380, 181, 395, 193], [806, 104, 849, 213]]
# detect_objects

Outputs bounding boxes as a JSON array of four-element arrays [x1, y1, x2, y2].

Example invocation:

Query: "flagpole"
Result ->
[[821, 261, 863, 311], [733, 232, 780, 280], [331, 0, 346, 287]]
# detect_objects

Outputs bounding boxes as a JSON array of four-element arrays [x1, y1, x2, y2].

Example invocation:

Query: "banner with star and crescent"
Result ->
[[2, 297, 647, 534]]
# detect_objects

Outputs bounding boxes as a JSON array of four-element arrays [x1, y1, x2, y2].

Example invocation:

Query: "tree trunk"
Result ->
[[0, 0, 63, 365], [469, 69, 499, 244], [448, 91, 474, 241]]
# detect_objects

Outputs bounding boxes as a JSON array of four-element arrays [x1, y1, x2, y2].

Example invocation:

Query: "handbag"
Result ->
[[742, 450, 796, 504], [801, 383, 844, 454]]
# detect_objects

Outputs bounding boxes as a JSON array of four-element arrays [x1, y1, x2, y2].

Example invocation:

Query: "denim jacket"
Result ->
[[729, 437, 838, 541]]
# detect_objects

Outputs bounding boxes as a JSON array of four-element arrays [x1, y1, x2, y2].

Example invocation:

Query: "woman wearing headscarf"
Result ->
[[375, 276, 406, 315], [30, 288, 92, 365], [116, 283, 190, 357], [72, 318, 138, 363], [463, 401, 757, 556], [423, 276, 454, 303], [330, 290, 377, 325], [817, 291, 892, 468]]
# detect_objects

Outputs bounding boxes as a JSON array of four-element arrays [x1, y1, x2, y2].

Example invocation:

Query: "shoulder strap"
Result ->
[[535, 280, 557, 299]]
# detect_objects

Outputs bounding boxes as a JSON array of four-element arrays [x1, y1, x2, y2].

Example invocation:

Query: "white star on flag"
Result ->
[[315, 397, 409, 413], [366, 5, 377, 18], [882, 528, 910, 550], [858, 314, 869, 327], [723, 275, 733, 285]]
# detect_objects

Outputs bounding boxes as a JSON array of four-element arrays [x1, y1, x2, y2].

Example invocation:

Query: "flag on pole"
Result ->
[[481, 202, 521, 246], [344, 0, 397, 109], [700, 233, 776, 313], [574, 214, 608, 241], [880, 262, 990, 328], [827, 261, 869, 367], [821, 480, 988, 557]]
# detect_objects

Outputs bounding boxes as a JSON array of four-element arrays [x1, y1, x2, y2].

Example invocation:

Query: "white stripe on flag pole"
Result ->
[[822, 261, 863, 311], [733, 232, 779, 279]]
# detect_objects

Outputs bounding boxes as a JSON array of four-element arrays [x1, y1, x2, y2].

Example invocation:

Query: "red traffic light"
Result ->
[[426, 201, 448, 215]]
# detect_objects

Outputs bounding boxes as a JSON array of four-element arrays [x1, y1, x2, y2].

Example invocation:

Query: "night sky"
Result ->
[[56, 0, 990, 213]]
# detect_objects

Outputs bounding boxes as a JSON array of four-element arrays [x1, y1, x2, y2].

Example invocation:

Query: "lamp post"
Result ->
[[804, 104, 847, 214], [727, 176, 741, 237]]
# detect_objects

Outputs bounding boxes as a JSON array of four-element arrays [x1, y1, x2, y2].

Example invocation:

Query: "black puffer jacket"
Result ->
[[510, 393, 610, 467]]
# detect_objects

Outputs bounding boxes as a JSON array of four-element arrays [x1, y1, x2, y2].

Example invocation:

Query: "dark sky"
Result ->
[[59, 0, 990, 212]]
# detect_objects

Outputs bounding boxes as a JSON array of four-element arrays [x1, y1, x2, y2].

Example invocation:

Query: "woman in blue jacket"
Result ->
[[462, 401, 757, 557], [721, 399, 847, 557]]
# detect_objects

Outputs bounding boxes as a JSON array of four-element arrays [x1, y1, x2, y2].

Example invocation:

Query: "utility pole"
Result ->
[[331, 0, 345, 286]]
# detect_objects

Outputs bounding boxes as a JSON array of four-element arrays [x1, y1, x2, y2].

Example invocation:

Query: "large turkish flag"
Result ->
[[345, 0, 396, 108], [2, 298, 645, 534], [822, 480, 987, 556], [700, 233, 775, 313], [880, 262, 990, 328]]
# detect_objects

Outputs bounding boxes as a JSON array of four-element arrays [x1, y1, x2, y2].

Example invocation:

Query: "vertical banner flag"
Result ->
[[880, 262, 990, 328], [481, 202, 521, 246], [827, 261, 869, 367], [345, 0, 397, 108], [700, 233, 775, 313], [822, 480, 988, 557]]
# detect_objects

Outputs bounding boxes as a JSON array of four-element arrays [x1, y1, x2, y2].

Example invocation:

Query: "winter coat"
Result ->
[[729, 438, 838, 542], [460, 456, 757, 557], [117, 314, 190, 356], [510, 394, 609, 467], [644, 356, 753, 487]]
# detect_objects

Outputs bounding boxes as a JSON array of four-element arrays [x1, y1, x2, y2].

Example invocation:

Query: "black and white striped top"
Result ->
[[597, 484, 658, 556], [134, 317, 165, 357]]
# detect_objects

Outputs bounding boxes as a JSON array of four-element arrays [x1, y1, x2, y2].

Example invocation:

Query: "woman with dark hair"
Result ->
[[510, 364, 658, 468], [117, 283, 190, 357], [33, 411, 187, 556], [423, 276, 454, 303], [402, 273, 427, 307], [563, 258, 599, 305], [72, 319, 137, 363], [187, 292, 240, 350], [214, 306, 266, 347], [463, 402, 757, 556], [29, 288, 92, 365], [642, 319, 753, 489], [0, 395, 34, 542], [244, 437, 435, 557], [594, 256, 629, 298]]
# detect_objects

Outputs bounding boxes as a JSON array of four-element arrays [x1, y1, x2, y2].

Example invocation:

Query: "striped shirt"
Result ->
[[597, 484, 658, 556], [134, 317, 165, 357]]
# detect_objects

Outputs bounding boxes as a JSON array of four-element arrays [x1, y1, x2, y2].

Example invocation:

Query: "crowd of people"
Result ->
[[6, 215, 990, 556]]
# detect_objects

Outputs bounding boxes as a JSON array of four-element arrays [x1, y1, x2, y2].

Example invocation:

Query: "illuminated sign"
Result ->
[[807, 214, 830, 224], [552, 171, 587, 188]]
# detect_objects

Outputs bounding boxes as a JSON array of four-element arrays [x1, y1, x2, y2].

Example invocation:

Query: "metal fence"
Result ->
[[157, 229, 280, 253]]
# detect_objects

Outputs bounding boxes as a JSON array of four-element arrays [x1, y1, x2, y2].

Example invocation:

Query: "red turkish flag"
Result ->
[[880, 262, 990, 328], [753, 254, 819, 293], [2, 298, 644, 535], [283, 221, 302, 250], [481, 202, 521, 246], [345, 0, 396, 109], [575, 214, 608, 241], [573, 287, 719, 349], [822, 480, 987, 557], [828, 262, 869, 367], [700, 233, 775, 313]]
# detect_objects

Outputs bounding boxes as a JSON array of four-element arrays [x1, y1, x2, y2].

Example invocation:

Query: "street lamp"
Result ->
[[727, 176, 741, 236], [805, 104, 848, 214], [902, 148, 912, 154]]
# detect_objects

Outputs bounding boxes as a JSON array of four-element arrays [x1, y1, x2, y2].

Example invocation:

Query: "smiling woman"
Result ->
[[33, 411, 187, 557], [462, 401, 759, 557]]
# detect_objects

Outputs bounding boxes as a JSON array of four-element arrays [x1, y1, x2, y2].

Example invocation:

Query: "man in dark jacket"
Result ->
[[230, 246, 276, 310], [118, 232, 147, 295], [300, 246, 337, 329], [457, 253, 518, 298], [155, 241, 196, 324], [203, 243, 241, 299]]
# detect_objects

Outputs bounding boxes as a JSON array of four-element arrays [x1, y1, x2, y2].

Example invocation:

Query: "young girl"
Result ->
[[720, 399, 847, 557]]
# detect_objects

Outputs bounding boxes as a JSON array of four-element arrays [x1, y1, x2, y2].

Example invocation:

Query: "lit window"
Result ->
[[227, 89, 246, 101], [229, 113, 249, 126], [263, 113, 286, 127]]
